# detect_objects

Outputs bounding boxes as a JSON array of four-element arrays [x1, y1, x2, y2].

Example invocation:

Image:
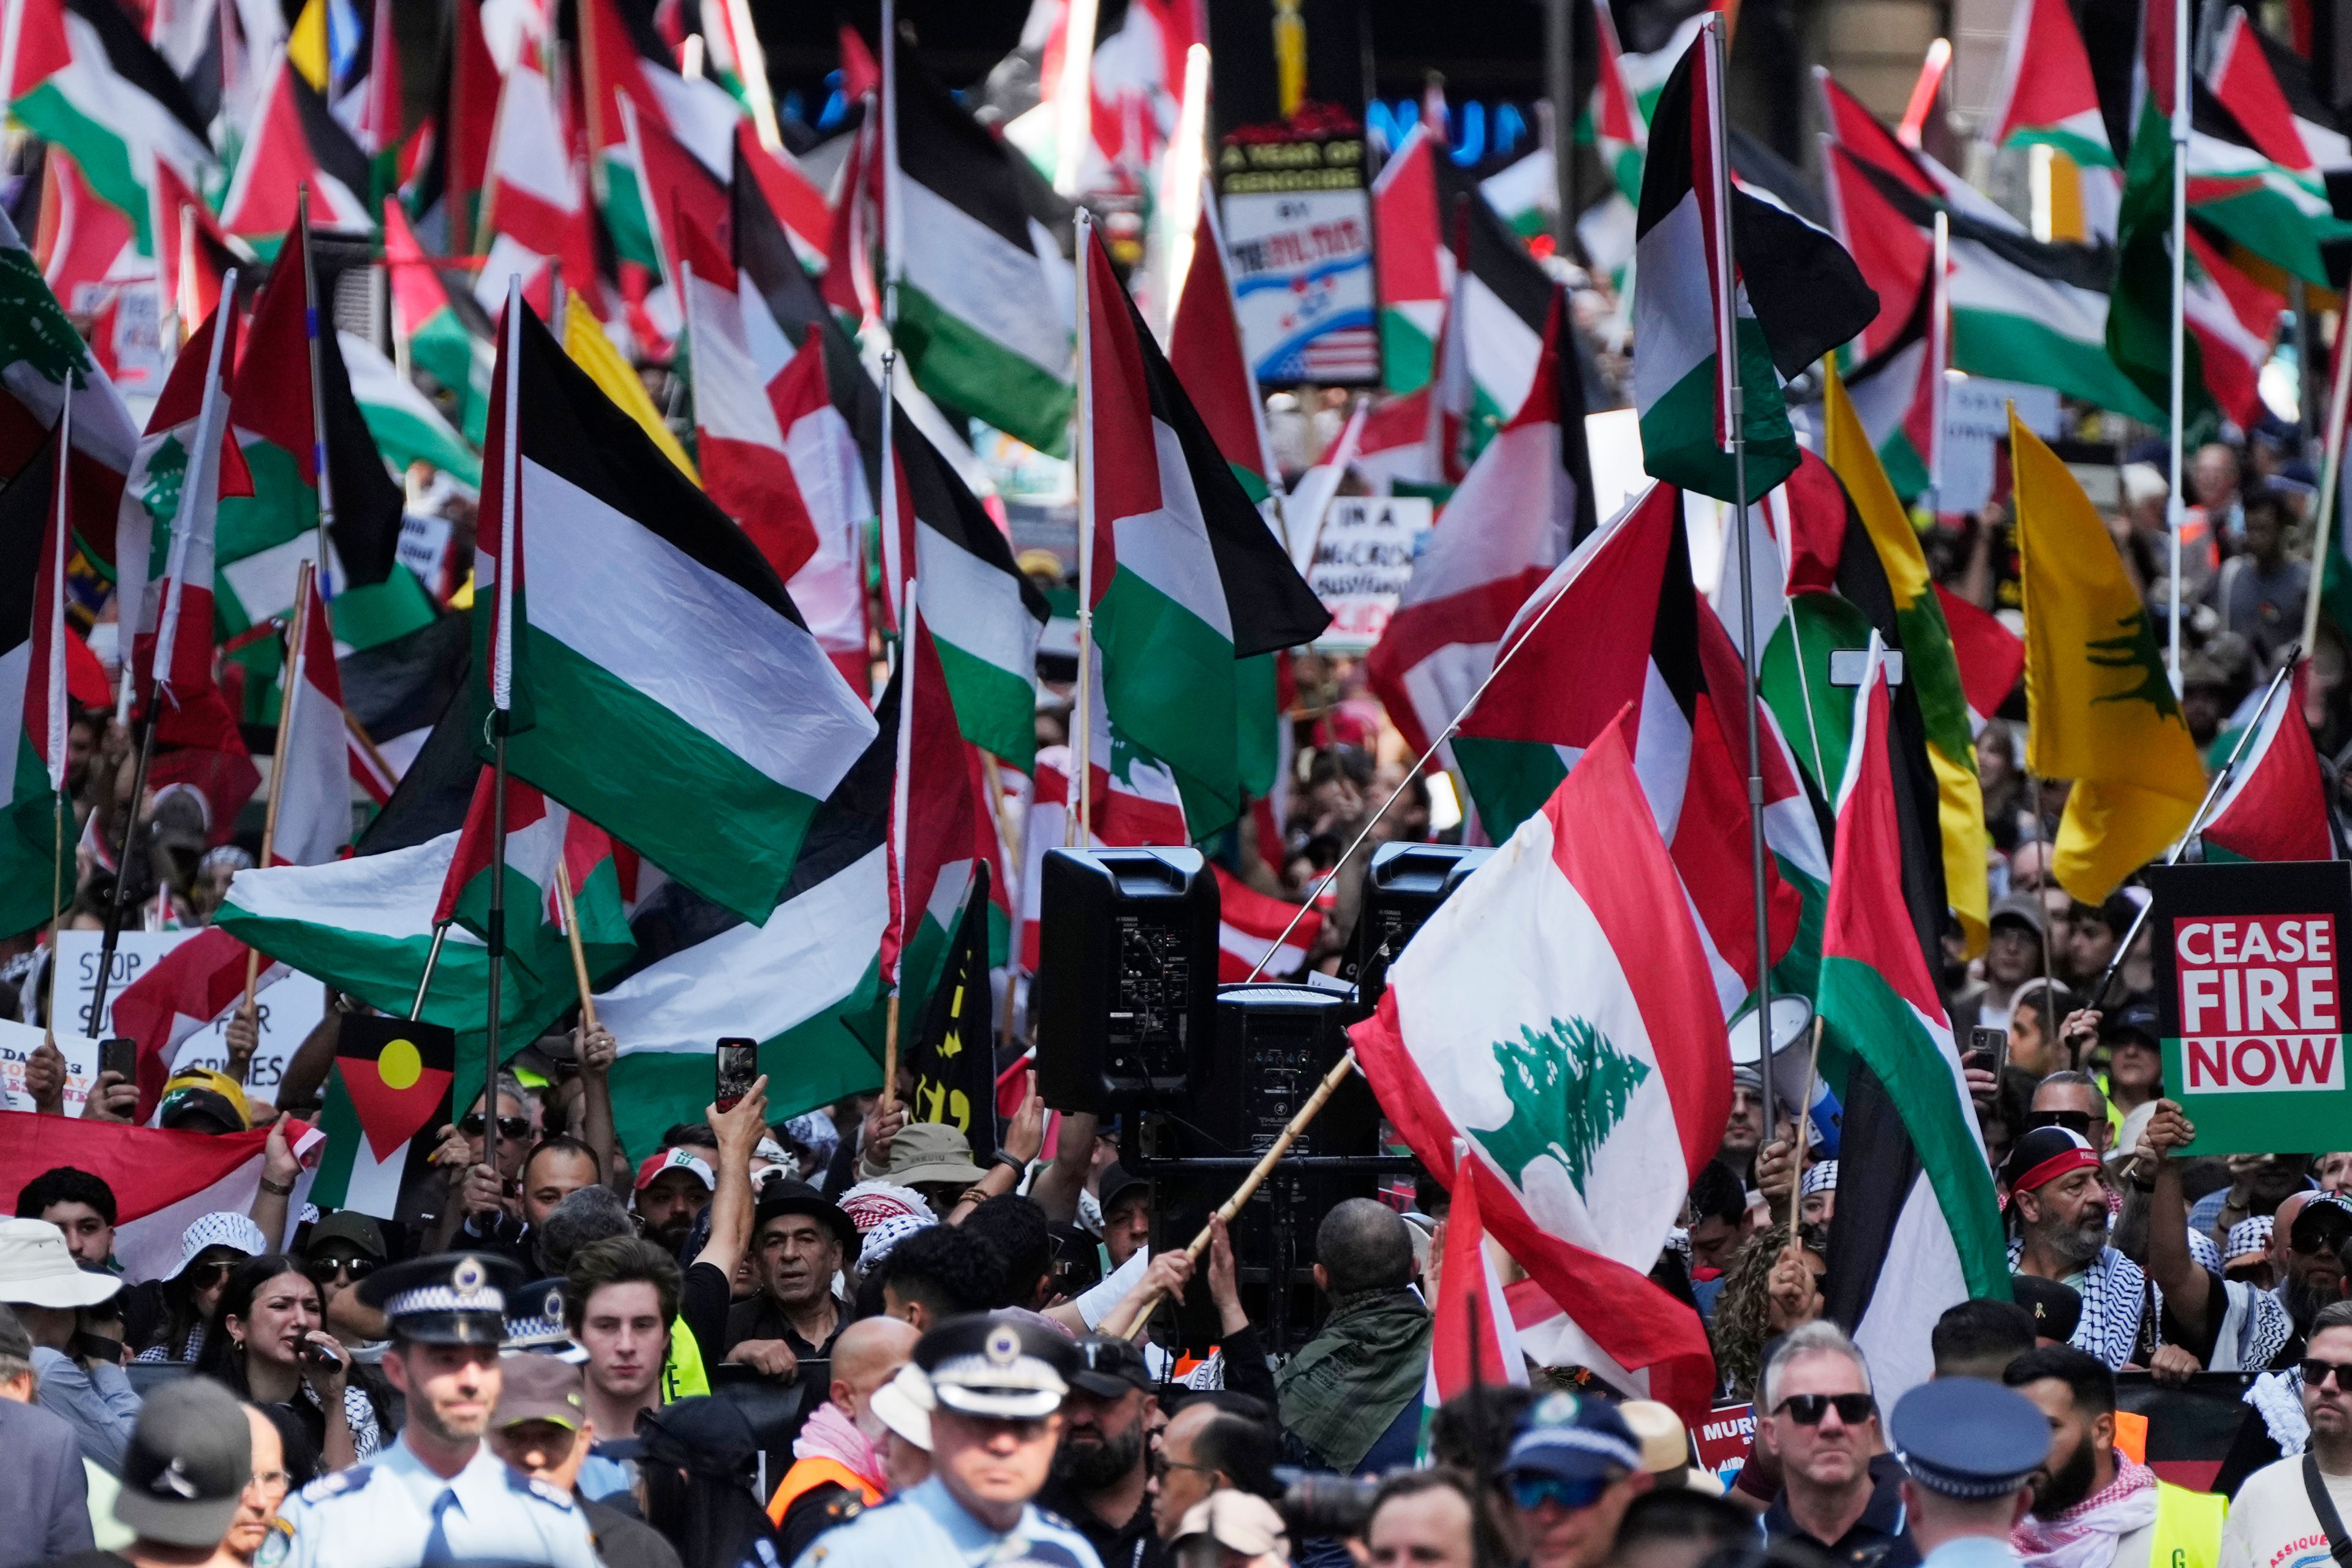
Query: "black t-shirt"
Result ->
[[37, 1553, 134, 1568], [1034, 1478, 1167, 1568], [678, 1260, 734, 1371], [582, 1494, 685, 1568]]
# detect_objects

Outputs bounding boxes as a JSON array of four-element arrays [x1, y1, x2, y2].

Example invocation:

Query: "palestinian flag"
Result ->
[[1210, 864, 1320, 982], [339, 329, 479, 488], [1081, 228, 1332, 837], [2201, 661, 2333, 863], [151, 157, 233, 331], [310, 1014, 455, 1217], [1632, 23, 1875, 502], [598, 691, 899, 1153], [472, 47, 598, 322], [1168, 189, 1281, 508], [1014, 707, 1191, 974], [0, 423, 73, 940], [117, 301, 251, 752], [477, 299, 878, 923], [214, 48, 374, 251], [1367, 288, 1593, 764], [1938, 584, 2025, 733], [268, 573, 350, 869], [2011, 409, 2204, 903], [1822, 364, 1989, 955], [2207, 10, 2350, 177], [734, 124, 832, 270], [110, 925, 288, 1120], [1351, 709, 1728, 1422], [432, 767, 635, 997], [1419, 1138, 1528, 1442], [888, 43, 1076, 455], [405, 0, 497, 254], [4, 0, 213, 255], [1371, 124, 1448, 396], [1451, 481, 1814, 1016], [384, 198, 493, 445], [1818, 633, 2006, 1402], [0, 205, 138, 562], [1819, 140, 1932, 363], [1982, 0, 2119, 237], [1586, 0, 1648, 204], [0, 1117, 321, 1280], [575, 0, 734, 277]]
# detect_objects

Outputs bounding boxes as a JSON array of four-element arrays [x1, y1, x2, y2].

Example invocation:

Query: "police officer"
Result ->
[[1888, 1378, 2053, 1568], [263, 1252, 603, 1568], [792, 1311, 1106, 1568]]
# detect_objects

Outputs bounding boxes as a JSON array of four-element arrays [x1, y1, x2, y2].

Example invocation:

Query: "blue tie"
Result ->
[[420, 1485, 464, 1567]]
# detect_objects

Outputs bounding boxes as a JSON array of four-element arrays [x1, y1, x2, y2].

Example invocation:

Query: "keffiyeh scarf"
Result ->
[[2012, 1458, 2160, 1568], [793, 1400, 885, 1490], [2009, 1240, 2146, 1369], [2247, 1366, 2309, 1455]]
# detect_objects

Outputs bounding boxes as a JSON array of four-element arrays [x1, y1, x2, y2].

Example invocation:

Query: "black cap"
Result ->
[[116, 1378, 251, 1547], [2010, 1275, 2083, 1341], [358, 1251, 527, 1346], [2102, 1000, 2163, 1048], [753, 1181, 859, 1258], [916, 1311, 1078, 1420], [306, 1210, 387, 1261], [1068, 1333, 1153, 1398], [1098, 1163, 1148, 1214], [1890, 1378, 2050, 1498]]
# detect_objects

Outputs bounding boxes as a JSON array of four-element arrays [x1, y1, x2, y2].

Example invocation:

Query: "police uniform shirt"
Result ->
[[1919, 1537, 2024, 1568], [263, 1431, 603, 1568], [790, 1474, 1106, 1568]]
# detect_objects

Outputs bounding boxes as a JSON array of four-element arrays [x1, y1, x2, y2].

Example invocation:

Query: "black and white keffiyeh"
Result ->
[[2009, 1242, 2146, 1369]]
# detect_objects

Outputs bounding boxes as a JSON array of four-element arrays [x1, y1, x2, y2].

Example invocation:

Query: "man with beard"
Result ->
[[2223, 1301, 2352, 1568], [2114, 1101, 2292, 1379], [765, 1316, 919, 1561], [2266, 1193, 2351, 1366], [1036, 1335, 1163, 1568], [633, 1148, 715, 1257], [2007, 1129, 2149, 1369], [2004, 1345, 2225, 1568]]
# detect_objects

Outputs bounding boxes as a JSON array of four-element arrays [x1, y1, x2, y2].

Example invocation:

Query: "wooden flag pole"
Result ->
[[1071, 211, 1096, 847], [1780, 1016, 1825, 1265], [239, 561, 316, 1046], [551, 857, 599, 1033], [344, 710, 396, 788], [1113, 1048, 1360, 1341]]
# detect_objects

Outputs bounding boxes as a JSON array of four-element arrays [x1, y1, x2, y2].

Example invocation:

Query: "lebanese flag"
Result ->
[[1366, 288, 1593, 761], [677, 207, 821, 581], [1212, 865, 1320, 982], [111, 926, 290, 1123], [1422, 1139, 1529, 1425], [0, 1114, 322, 1281], [270, 573, 350, 869], [1936, 584, 2024, 734], [2202, 660, 2333, 862], [1351, 709, 1727, 1422]]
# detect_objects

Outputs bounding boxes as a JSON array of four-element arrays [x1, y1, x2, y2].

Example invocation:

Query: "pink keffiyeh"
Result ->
[[793, 1398, 884, 1490], [2012, 1458, 2160, 1568]]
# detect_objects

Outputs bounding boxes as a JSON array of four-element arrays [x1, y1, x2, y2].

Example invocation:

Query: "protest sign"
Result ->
[[1308, 497, 1433, 650], [1218, 138, 1378, 387], [53, 930, 328, 1101], [2147, 861, 2352, 1154], [905, 865, 997, 1159], [1692, 1403, 1755, 1487], [0, 1017, 102, 1114]]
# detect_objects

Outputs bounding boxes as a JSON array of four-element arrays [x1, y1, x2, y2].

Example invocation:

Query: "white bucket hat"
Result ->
[[870, 1362, 934, 1452], [162, 1212, 268, 1281], [0, 1218, 125, 1308]]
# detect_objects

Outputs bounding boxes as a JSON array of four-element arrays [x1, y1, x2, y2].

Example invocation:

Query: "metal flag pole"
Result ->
[[1071, 211, 1097, 847], [92, 270, 238, 1030], [43, 385, 70, 1042], [485, 276, 524, 1136], [1703, 14, 1781, 1124], [298, 188, 337, 599], [883, 576, 918, 1110], [880, 0, 903, 330], [880, 350, 902, 637], [1929, 211, 1950, 513], [2086, 646, 2301, 1008], [2166, 0, 2190, 690], [238, 559, 315, 1056]]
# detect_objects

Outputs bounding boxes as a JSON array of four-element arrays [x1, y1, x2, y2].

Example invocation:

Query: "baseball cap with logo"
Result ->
[[115, 1378, 251, 1547], [157, 1068, 250, 1133], [495, 1351, 587, 1429], [634, 1148, 715, 1193]]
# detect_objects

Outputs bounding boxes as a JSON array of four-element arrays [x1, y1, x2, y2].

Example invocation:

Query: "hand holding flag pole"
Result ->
[[2083, 646, 2302, 1009], [551, 858, 600, 1033]]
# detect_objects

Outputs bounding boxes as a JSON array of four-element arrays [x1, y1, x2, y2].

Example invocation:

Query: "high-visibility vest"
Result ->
[[660, 1313, 708, 1403], [765, 1455, 883, 1527], [2141, 1480, 2227, 1568]]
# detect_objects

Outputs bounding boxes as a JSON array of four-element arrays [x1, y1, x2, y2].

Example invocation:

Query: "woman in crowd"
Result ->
[[194, 1254, 382, 1471], [130, 1212, 266, 1363]]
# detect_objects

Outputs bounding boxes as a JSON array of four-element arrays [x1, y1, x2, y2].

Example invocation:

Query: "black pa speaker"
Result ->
[[1036, 847, 1218, 1111], [1347, 842, 1492, 1014]]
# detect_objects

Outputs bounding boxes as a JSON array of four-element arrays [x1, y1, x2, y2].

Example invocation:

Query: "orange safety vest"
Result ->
[[765, 1455, 884, 1528]]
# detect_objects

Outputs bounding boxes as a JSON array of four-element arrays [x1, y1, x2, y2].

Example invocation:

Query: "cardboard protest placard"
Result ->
[[2147, 861, 2352, 1154]]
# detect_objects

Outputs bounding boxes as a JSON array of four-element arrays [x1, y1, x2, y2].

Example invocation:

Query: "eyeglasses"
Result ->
[[303, 1254, 377, 1285], [1773, 1393, 1876, 1426], [1506, 1474, 1612, 1513], [460, 1114, 532, 1141], [2303, 1359, 2352, 1389], [246, 1470, 292, 1497], [1149, 1452, 1218, 1483], [2024, 1110, 2095, 1136]]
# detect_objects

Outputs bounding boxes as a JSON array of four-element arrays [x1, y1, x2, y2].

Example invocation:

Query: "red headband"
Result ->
[[2011, 1145, 2102, 1194]]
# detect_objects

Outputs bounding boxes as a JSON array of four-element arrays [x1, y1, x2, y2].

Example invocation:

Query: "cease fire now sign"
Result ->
[[2149, 862, 2352, 1154]]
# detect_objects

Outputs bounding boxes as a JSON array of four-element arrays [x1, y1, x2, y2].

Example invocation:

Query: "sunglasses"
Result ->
[[1507, 1474, 1612, 1513], [460, 1114, 532, 1141], [2305, 1359, 2352, 1390], [2023, 1110, 2095, 1136], [1774, 1392, 1876, 1426], [186, 1259, 238, 1291], [303, 1254, 377, 1285]]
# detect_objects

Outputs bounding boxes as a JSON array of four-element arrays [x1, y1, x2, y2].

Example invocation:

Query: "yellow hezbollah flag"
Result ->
[[287, 0, 330, 91], [2011, 407, 2203, 903], [1823, 363, 1991, 956], [561, 295, 699, 484]]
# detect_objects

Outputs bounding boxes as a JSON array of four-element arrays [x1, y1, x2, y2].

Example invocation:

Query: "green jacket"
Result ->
[[1276, 1287, 1433, 1472]]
